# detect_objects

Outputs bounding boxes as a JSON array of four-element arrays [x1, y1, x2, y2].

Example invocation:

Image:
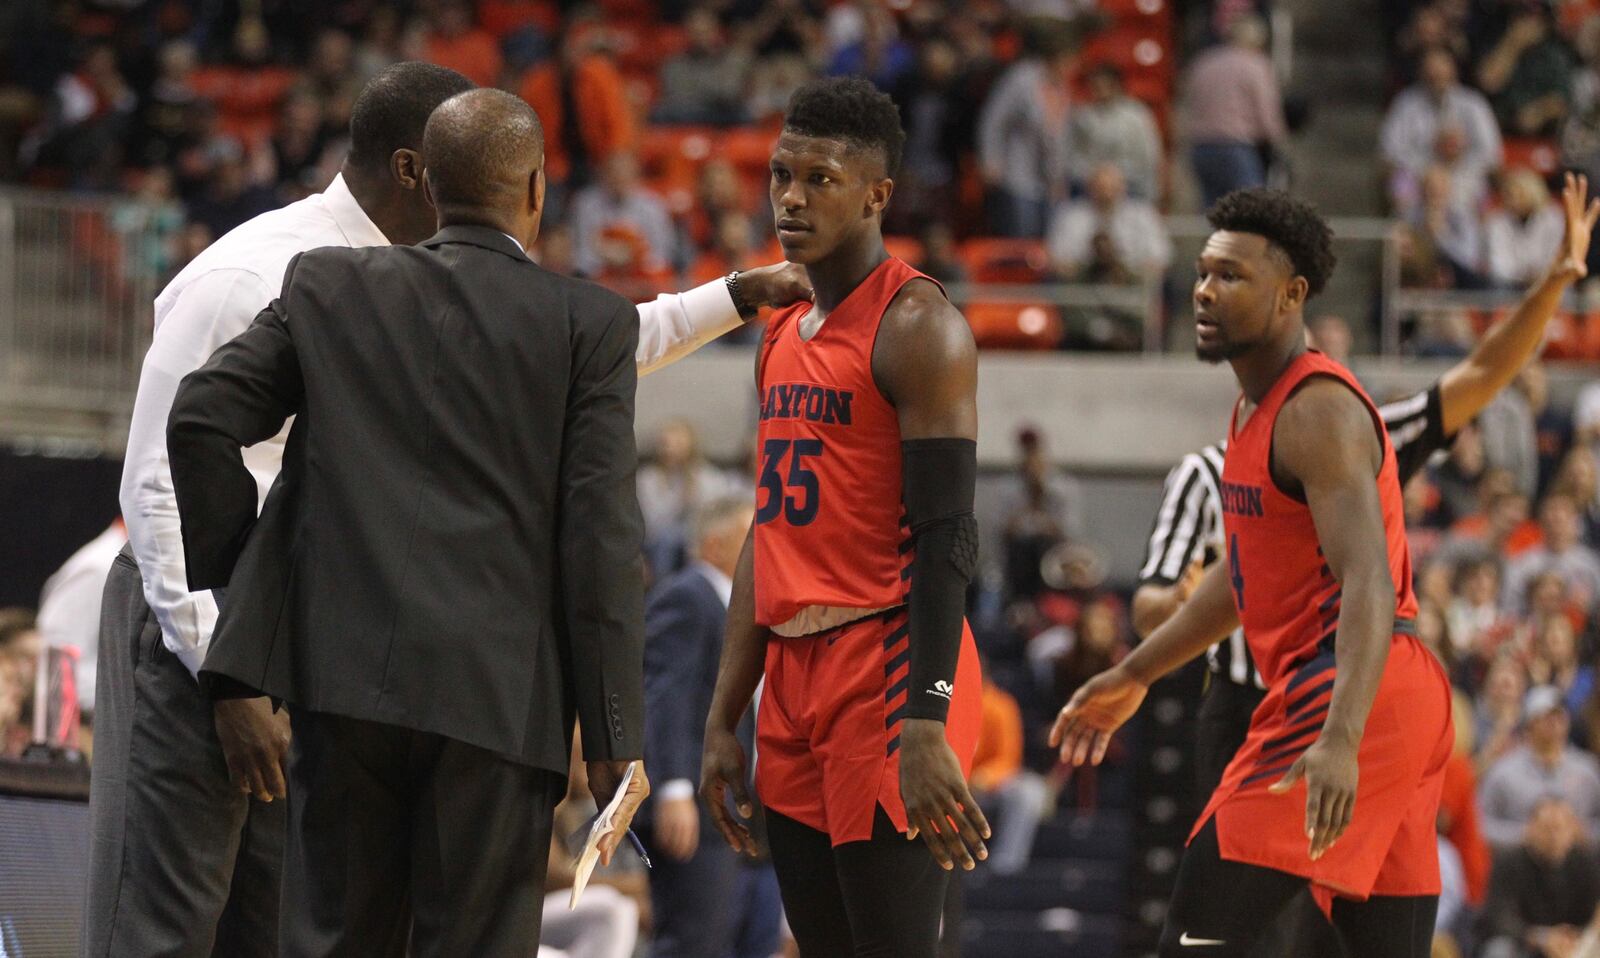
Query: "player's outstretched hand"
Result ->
[[737, 262, 813, 312], [1269, 736, 1359, 861], [1553, 171, 1600, 282], [900, 718, 991, 872], [1049, 664, 1147, 767], [699, 725, 760, 857]]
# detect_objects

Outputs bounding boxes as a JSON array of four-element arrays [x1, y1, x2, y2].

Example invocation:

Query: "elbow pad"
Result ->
[[901, 438, 979, 722]]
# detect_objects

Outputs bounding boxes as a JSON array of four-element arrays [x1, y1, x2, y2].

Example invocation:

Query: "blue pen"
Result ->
[[569, 819, 653, 869]]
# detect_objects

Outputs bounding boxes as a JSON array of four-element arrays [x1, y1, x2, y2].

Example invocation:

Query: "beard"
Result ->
[[1195, 336, 1251, 364]]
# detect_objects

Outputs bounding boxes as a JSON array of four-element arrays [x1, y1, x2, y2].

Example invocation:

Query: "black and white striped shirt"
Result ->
[[1137, 384, 1449, 687]]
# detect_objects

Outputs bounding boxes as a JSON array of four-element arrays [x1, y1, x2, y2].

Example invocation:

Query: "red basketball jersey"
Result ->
[[753, 258, 939, 628], [1220, 351, 1419, 685]]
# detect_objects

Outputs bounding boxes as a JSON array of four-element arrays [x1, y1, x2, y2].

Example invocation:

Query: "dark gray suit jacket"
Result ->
[[166, 225, 645, 774]]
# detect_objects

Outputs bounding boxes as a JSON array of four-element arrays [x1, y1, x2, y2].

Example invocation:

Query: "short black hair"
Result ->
[[782, 76, 905, 179], [423, 89, 545, 208], [348, 61, 475, 171], [1206, 188, 1337, 298]]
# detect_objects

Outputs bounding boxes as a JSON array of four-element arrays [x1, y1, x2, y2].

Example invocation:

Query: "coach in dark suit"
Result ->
[[165, 88, 650, 957], [641, 497, 782, 958]]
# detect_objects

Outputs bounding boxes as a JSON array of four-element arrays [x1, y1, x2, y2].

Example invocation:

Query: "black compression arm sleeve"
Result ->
[[902, 438, 979, 722]]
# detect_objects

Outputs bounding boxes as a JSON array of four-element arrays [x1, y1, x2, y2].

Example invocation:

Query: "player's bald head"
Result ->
[[422, 89, 545, 210]]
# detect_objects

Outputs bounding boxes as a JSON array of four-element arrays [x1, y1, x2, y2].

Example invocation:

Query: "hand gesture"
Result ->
[[737, 263, 813, 313], [1552, 172, 1600, 283], [213, 696, 291, 802], [899, 718, 991, 871], [1268, 736, 1359, 861], [654, 796, 700, 863], [586, 760, 650, 866], [1049, 665, 1147, 767], [699, 725, 759, 856]]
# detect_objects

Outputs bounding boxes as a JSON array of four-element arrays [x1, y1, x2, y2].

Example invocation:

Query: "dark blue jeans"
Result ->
[[1190, 142, 1266, 209]]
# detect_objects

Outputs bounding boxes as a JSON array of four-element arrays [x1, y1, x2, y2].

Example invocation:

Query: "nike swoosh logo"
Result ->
[[1179, 933, 1228, 947]]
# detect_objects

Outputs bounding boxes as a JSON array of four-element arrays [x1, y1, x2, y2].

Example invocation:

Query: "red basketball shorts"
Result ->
[[1192, 633, 1454, 900], [755, 609, 983, 845]]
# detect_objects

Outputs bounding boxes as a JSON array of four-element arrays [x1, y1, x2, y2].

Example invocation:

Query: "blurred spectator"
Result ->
[[1054, 598, 1129, 703], [969, 675, 1050, 876], [110, 167, 186, 285], [1436, 423, 1492, 523], [651, 7, 753, 126], [824, 0, 914, 91], [688, 211, 764, 294], [637, 420, 746, 576], [0, 609, 41, 758], [640, 496, 781, 958], [535, 222, 579, 275], [1524, 363, 1575, 498], [1506, 493, 1600, 616], [1396, 3, 1471, 85], [914, 222, 968, 286], [20, 42, 136, 189], [271, 89, 333, 197], [519, 17, 636, 201], [1406, 163, 1488, 288], [1045, 163, 1171, 282], [477, 0, 561, 70], [1476, 3, 1578, 138], [36, 520, 126, 716], [1308, 314, 1354, 366], [1488, 169, 1567, 288], [1181, 15, 1286, 209], [888, 37, 971, 232], [186, 153, 278, 240], [1068, 64, 1162, 200], [1479, 798, 1600, 958], [1481, 366, 1544, 499], [1382, 47, 1502, 216], [1529, 615, 1594, 738], [570, 152, 677, 278], [686, 159, 755, 251], [1451, 556, 1516, 661], [996, 426, 1085, 600], [1438, 710, 1494, 914], [977, 24, 1075, 236], [131, 40, 200, 171], [1553, 446, 1600, 543], [423, 0, 504, 88], [1479, 655, 1531, 771], [1480, 685, 1600, 851], [1563, 16, 1600, 185]]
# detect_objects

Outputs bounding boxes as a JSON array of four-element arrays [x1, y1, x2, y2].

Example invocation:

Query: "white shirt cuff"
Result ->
[[658, 779, 696, 802]]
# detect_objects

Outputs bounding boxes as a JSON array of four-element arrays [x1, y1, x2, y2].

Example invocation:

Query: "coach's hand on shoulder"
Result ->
[[737, 263, 812, 313], [1050, 664, 1147, 767], [699, 726, 759, 857], [587, 760, 650, 867], [213, 696, 290, 803], [1270, 735, 1359, 861], [900, 718, 990, 872]]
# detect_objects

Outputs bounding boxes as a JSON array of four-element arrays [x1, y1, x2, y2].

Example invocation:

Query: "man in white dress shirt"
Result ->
[[86, 61, 807, 958]]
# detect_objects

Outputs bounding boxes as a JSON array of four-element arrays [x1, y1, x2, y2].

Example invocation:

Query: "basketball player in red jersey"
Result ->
[[696, 77, 989, 957], [1052, 189, 1490, 957]]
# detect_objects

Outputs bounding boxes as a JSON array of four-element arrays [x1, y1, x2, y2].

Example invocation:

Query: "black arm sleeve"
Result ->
[[1382, 384, 1449, 484], [901, 438, 979, 722]]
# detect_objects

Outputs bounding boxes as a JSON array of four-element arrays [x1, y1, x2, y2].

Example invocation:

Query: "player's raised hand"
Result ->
[[699, 725, 760, 857], [1049, 664, 1148, 767], [1552, 172, 1600, 282], [899, 718, 991, 872], [1269, 735, 1359, 861]]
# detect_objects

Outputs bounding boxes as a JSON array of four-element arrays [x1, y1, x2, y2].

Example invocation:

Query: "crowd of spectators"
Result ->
[[1386, 0, 1600, 360], [0, 0, 1301, 353]]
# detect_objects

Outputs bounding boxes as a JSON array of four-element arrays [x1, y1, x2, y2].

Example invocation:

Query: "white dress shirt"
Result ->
[[122, 174, 746, 675], [37, 521, 129, 712]]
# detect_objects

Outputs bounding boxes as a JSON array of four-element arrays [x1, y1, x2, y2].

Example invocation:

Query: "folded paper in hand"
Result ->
[[570, 762, 636, 909]]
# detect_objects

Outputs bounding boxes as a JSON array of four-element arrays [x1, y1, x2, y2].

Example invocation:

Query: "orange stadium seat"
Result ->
[[1503, 137, 1560, 176], [638, 125, 716, 191], [959, 238, 1052, 283], [964, 302, 1063, 350], [883, 235, 924, 265]]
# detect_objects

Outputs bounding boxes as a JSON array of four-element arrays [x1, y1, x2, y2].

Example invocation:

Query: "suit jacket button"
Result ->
[[610, 694, 620, 705]]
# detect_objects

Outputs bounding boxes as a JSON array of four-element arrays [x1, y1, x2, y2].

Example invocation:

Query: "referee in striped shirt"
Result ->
[[1134, 174, 1597, 799]]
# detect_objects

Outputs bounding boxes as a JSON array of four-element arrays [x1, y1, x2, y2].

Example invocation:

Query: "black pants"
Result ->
[[1195, 677, 1350, 958], [281, 710, 565, 958], [766, 807, 951, 957], [1160, 819, 1438, 958], [82, 548, 284, 958]]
